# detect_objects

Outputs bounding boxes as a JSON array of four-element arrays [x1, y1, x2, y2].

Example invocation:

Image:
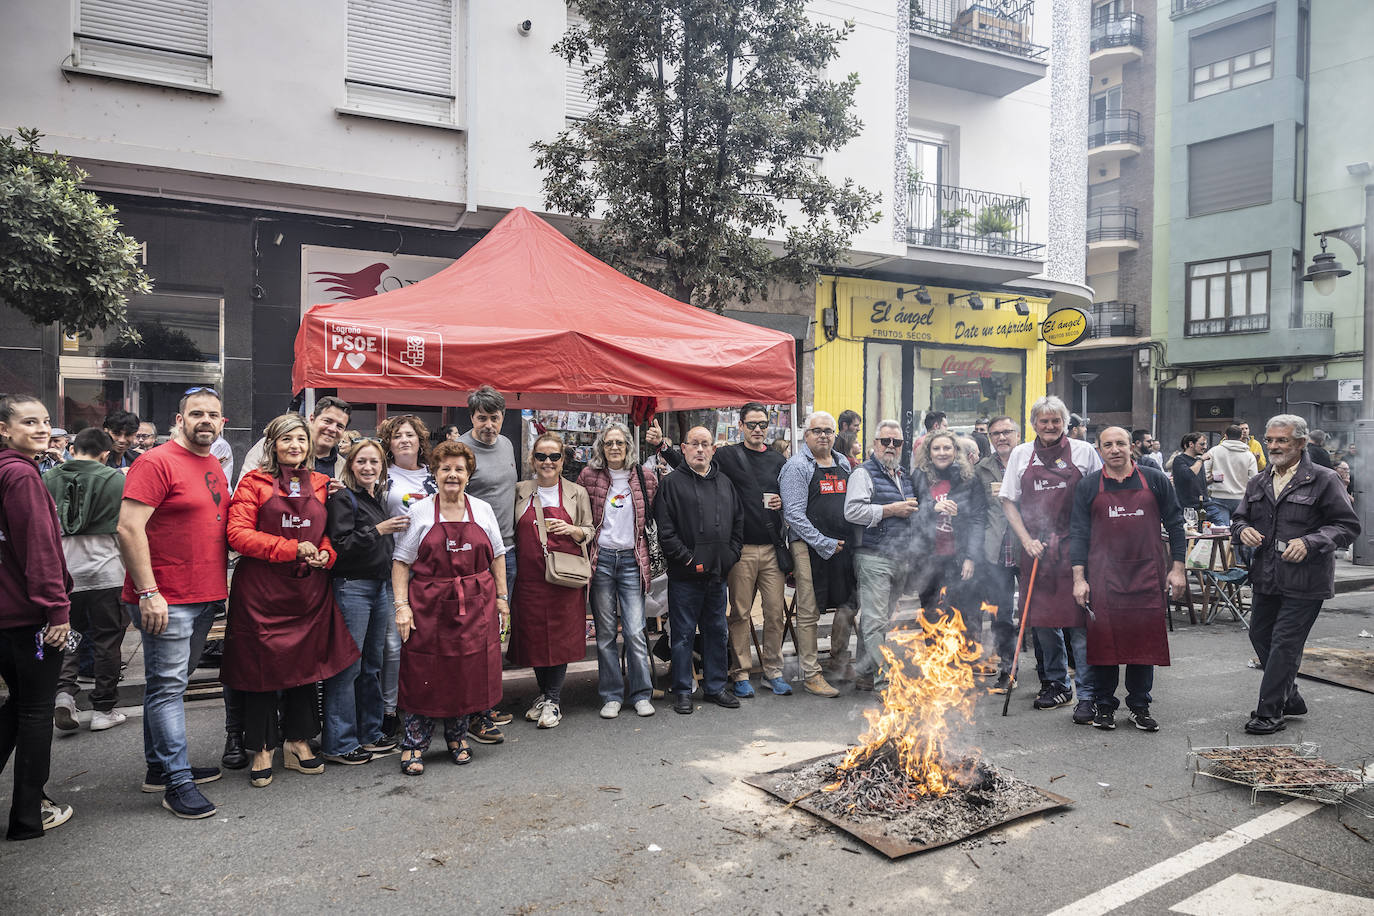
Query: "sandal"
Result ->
[[448, 741, 472, 766], [400, 750, 424, 776]]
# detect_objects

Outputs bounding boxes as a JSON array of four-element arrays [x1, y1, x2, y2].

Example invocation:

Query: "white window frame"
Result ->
[[339, 0, 462, 130], [66, 0, 215, 94]]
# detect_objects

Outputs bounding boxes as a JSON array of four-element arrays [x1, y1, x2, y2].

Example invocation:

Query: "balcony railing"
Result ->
[[911, 0, 1048, 62], [1088, 301, 1138, 338], [907, 181, 1043, 257], [1301, 311, 1334, 329], [1090, 12, 1144, 53], [1171, 0, 1228, 16], [1186, 313, 1270, 337], [1086, 206, 1140, 243], [1088, 109, 1144, 148]]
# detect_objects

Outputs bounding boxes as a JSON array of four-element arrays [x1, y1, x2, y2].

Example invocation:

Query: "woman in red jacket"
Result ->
[[223, 414, 359, 787]]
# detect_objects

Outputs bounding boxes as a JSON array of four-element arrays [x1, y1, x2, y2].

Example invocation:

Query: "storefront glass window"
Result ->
[[66, 291, 222, 363], [920, 348, 1024, 430]]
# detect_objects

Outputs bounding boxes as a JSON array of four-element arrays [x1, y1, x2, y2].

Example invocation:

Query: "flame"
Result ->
[[981, 601, 999, 618], [830, 608, 983, 797]]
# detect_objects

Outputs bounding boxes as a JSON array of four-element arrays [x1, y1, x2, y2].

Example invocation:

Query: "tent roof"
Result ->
[[292, 207, 797, 411]]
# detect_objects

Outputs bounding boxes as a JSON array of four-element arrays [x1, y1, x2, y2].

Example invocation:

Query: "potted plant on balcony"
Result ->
[[974, 204, 1016, 254], [934, 207, 971, 248]]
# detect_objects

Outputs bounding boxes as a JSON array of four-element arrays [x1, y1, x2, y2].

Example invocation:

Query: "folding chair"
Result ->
[[1200, 566, 1250, 628]]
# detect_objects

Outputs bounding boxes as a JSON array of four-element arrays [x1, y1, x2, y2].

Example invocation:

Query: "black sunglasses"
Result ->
[[742, 420, 769, 430], [877, 437, 903, 447], [533, 451, 563, 462]]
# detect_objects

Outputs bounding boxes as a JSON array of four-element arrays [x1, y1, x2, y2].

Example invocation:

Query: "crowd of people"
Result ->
[[0, 384, 1360, 838]]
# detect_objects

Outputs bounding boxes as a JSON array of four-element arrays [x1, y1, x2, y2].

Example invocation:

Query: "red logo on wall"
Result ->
[[940, 355, 994, 379]]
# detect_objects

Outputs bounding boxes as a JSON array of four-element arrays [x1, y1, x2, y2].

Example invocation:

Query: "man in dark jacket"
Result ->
[[1232, 414, 1359, 735], [655, 427, 744, 715]]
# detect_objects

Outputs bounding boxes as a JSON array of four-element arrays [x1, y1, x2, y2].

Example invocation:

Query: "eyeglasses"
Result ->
[[808, 428, 835, 437], [603, 440, 627, 448], [742, 420, 770, 430], [183, 386, 219, 397], [533, 451, 563, 462], [1264, 436, 1293, 445], [990, 429, 1016, 437], [877, 437, 904, 448]]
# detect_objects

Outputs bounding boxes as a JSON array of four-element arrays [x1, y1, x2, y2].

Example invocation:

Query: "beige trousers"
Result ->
[[726, 544, 788, 681], [789, 540, 826, 679]]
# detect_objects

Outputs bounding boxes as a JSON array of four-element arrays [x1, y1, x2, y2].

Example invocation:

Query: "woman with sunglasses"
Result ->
[[0, 394, 75, 836], [911, 429, 987, 634], [223, 414, 360, 787], [510, 433, 594, 729], [323, 438, 410, 765], [376, 415, 436, 741], [577, 422, 658, 718]]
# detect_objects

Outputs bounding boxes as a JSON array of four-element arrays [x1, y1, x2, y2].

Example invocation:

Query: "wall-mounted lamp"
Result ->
[[896, 285, 932, 305], [994, 296, 1030, 315], [1347, 161, 1371, 177], [949, 291, 983, 310], [1302, 231, 1360, 296], [821, 305, 838, 340]]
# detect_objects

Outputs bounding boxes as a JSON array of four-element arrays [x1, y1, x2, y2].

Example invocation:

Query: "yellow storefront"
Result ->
[[812, 276, 1049, 441]]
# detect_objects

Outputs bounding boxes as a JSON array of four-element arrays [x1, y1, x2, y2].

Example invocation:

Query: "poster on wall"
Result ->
[[300, 246, 455, 317]]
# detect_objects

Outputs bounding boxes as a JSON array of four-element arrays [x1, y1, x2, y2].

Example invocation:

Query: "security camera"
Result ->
[[517, 19, 533, 36]]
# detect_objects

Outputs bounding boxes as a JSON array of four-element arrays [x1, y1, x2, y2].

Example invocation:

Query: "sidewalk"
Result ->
[[1333, 555, 1374, 593]]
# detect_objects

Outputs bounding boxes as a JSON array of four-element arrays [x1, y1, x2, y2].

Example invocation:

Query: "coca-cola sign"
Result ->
[[939, 354, 994, 378]]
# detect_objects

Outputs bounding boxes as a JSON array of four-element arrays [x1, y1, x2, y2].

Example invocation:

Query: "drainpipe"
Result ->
[[1279, 365, 1302, 413]]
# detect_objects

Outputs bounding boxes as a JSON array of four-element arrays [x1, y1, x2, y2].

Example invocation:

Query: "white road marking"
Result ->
[[1043, 799, 1323, 916], [1168, 873, 1374, 915]]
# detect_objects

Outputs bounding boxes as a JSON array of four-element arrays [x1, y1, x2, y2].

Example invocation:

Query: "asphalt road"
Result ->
[[4, 594, 1372, 915]]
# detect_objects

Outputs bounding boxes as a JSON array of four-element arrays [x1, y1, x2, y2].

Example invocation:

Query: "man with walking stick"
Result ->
[[1069, 427, 1188, 731], [999, 396, 1102, 722]]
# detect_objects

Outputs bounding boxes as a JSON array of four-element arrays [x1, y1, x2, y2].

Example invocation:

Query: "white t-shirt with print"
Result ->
[[386, 464, 435, 517], [597, 468, 636, 550], [392, 493, 507, 566]]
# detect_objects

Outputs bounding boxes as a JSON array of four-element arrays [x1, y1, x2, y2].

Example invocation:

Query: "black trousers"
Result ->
[[0, 624, 62, 840], [1248, 591, 1322, 719], [242, 685, 319, 752], [978, 564, 1021, 675], [56, 587, 126, 712]]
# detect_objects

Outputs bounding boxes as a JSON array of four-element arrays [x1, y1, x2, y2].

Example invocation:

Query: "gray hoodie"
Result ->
[[1205, 439, 1258, 500]]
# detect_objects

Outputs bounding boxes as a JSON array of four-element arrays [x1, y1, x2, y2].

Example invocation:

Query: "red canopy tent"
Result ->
[[291, 207, 797, 412]]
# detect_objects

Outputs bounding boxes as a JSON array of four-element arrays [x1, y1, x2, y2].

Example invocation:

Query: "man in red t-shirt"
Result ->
[[117, 387, 229, 820]]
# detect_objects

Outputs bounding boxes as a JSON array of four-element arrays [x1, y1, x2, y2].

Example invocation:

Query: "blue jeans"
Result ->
[[667, 579, 729, 696], [1090, 664, 1154, 710], [1202, 499, 1230, 526], [126, 601, 220, 788], [323, 578, 392, 754], [590, 547, 652, 704], [1033, 625, 1089, 697]]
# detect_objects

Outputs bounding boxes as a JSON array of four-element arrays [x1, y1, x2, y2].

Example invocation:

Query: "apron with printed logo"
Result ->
[[1085, 468, 1170, 666], [1017, 436, 1085, 628]]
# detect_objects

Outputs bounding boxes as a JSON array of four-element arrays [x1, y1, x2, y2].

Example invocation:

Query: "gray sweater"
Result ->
[[460, 432, 518, 546]]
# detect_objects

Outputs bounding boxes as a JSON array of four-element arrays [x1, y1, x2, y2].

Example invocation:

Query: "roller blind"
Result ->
[[1188, 126, 1273, 217], [565, 10, 605, 120], [74, 0, 211, 88], [1191, 10, 1273, 69], [346, 0, 455, 123]]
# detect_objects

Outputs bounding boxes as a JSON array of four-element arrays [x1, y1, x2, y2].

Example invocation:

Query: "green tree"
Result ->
[[533, 0, 880, 310], [0, 127, 151, 335]]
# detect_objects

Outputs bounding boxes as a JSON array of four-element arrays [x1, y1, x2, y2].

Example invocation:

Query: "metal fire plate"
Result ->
[[745, 752, 1074, 860]]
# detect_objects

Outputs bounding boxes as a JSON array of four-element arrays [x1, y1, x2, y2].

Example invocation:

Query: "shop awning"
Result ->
[[291, 207, 796, 411]]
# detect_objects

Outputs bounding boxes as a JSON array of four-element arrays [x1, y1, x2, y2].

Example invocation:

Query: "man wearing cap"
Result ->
[[38, 428, 70, 473]]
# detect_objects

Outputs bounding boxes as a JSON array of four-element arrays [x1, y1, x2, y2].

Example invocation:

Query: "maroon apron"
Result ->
[[400, 497, 502, 718], [1085, 467, 1170, 666], [508, 487, 588, 667], [223, 469, 359, 692], [1017, 435, 1085, 628]]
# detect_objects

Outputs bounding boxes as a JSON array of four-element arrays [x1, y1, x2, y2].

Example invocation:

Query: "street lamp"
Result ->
[[1301, 234, 1352, 296], [1071, 371, 1098, 424]]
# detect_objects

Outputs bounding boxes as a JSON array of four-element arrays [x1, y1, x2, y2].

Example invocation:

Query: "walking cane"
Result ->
[[1001, 554, 1040, 717]]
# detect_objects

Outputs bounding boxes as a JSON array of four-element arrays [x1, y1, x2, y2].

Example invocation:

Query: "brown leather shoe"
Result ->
[[803, 674, 840, 698]]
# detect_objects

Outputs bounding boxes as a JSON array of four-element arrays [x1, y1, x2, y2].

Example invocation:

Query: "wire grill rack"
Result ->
[[1187, 741, 1373, 816]]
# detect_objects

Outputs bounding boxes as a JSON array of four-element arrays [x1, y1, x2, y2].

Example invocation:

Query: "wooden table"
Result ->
[[1176, 530, 1234, 624]]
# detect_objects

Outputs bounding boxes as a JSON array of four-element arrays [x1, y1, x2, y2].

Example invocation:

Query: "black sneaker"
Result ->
[[1127, 707, 1160, 732], [142, 765, 222, 793], [380, 712, 400, 741], [1071, 699, 1095, 724], [323, 748, 373, 765], [488, 709, 515, 727], [362, 737, 399, 756], [1033, 687, 1073, 710], [1092, 705, 1116, 729], [162, 782, 216, 820], [468, 715, 505, 744], [704, 690, 741, 709], [989, 672, 1015, 694], [673, 692, 694, 715]]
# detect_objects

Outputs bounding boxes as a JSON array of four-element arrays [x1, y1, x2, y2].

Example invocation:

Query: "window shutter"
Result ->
[[565, 10, 605, 120], [74, 0, 211, 88], [1191, 11, 1273, 69], [346, 0, 455, 124], [1188, 126, 1273, 216]]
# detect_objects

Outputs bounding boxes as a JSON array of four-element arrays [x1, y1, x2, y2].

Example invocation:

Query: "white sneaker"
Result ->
[[537, 702, 562, 729], [41, 799, 73, 830], [90, 709, 128, 732], [634, 699, 655, 717], [524, 695, 548, 722], [54, 693, 79, 731], [599, 701, 621, 719]]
